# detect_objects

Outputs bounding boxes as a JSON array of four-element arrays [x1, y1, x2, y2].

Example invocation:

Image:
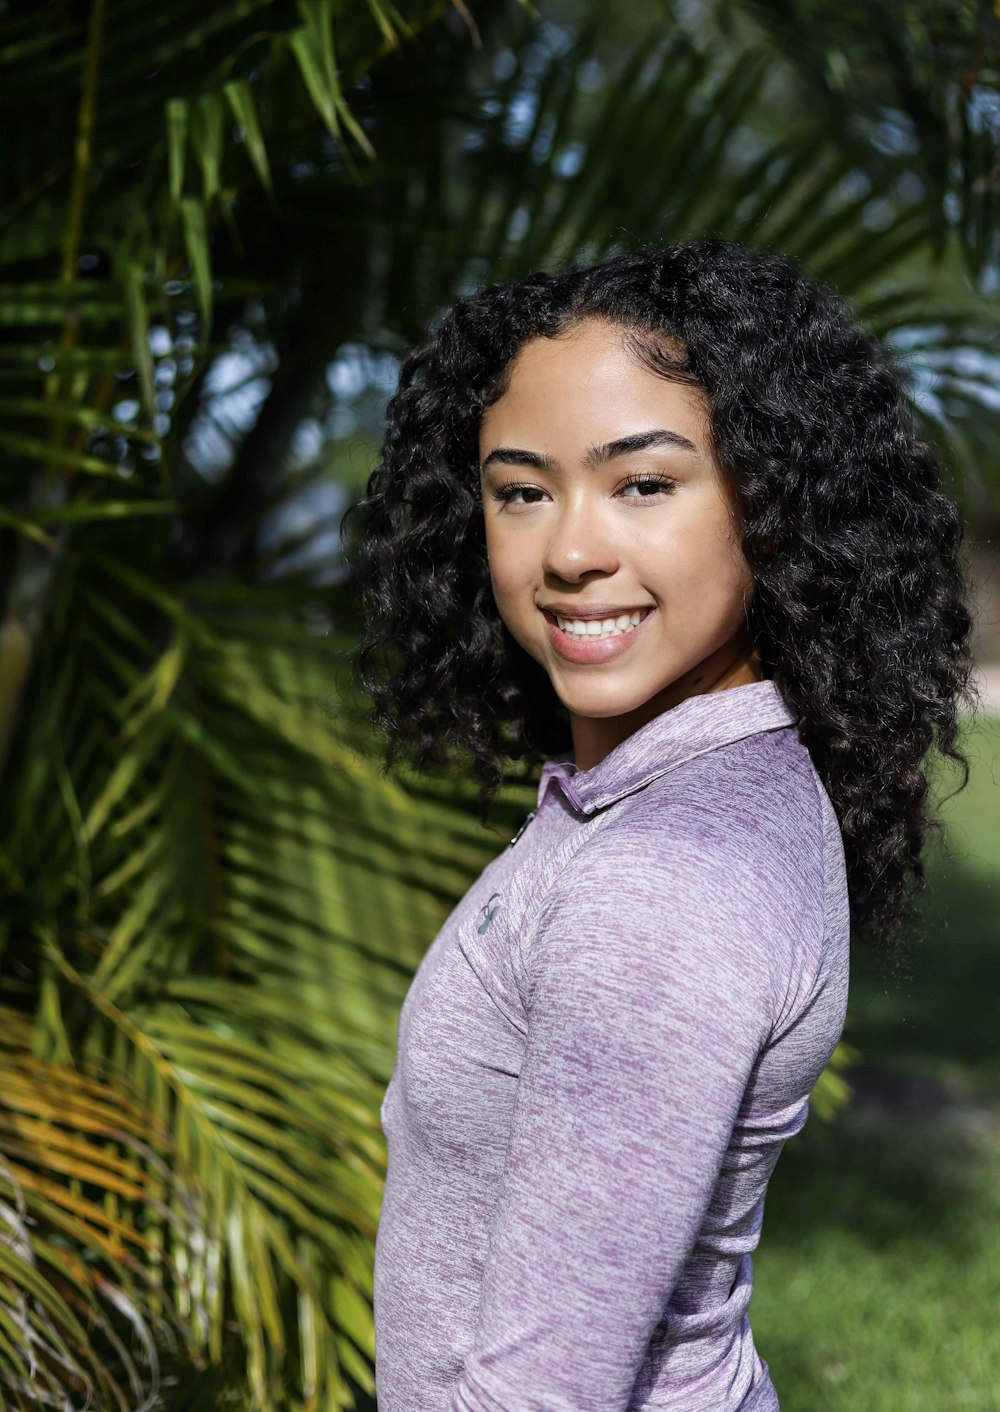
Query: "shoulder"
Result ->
[[564, 723, 825, 914], [643, 723, 828, 900], [521, 725, 830, 1031]]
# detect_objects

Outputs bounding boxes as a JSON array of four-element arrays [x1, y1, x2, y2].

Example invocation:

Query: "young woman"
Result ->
[[348, 240, 978, 1411]]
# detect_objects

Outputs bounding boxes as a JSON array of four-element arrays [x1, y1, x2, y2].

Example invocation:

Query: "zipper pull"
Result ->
[[509, 809, 537, 847]]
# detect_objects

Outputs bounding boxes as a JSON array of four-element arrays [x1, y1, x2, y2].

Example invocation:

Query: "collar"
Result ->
[[536, 678, 798, 816]]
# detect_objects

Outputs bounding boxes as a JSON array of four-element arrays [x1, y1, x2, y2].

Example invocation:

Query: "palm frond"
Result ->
[[0, 1010, 198, 1411], [723, 0, 1000, 276], [0, 532, 528, 1404]]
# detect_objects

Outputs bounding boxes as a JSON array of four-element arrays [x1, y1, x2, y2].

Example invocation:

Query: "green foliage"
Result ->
[[727, 0, 1000, 270], [0, 0, 996, 1405], [0, 550, 525, 1407]]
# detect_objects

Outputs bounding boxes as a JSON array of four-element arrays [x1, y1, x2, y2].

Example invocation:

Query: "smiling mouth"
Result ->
[[541, 606, 654, 641]]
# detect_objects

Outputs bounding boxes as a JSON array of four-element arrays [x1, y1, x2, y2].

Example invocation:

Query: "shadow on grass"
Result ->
[[847, 847, 1000, 1090], [766, 1102, 995, 1257], [756, 1102, 1000, 1411]]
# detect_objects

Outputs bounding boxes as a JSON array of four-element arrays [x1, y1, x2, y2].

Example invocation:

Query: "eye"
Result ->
[[491, 481, 549, 507], [618, 473, 678, 500]]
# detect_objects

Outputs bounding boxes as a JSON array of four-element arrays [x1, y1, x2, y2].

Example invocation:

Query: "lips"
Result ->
[[541, 604, 657, 665], [539, 604, 653, 622]]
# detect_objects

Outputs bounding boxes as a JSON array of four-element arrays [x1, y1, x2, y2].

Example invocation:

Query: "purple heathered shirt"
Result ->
[[374, 678, 850, 1411]]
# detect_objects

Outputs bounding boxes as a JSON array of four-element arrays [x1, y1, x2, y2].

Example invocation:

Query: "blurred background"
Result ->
[[0, 0, 997, 1407]]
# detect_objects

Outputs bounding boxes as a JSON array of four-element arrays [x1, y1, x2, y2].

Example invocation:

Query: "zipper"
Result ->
[[509, 809, 537, 847]]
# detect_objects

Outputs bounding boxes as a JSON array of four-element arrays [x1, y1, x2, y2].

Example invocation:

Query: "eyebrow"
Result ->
[[479, 428, 700, 473]]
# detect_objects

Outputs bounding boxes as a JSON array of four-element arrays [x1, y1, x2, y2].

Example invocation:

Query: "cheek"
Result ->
[[642, 509, 738, 575], [483, 525, 528, 621], [715, 521, 755, 600], [482, 522, 503, 590], [642, 513, 752, 616], [699, 540, 754, 616]]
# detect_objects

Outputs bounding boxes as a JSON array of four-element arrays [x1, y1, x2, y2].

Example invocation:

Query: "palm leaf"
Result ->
[[0, 1014, 198, 1411], [726, 0, 1000, 276], [0, 530, 527, 1404]]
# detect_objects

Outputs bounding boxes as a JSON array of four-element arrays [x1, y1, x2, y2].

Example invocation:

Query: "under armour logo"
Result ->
[[478, 893, 502, 933]]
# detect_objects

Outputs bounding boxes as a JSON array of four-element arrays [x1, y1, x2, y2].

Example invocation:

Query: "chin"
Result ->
[[554, 683, 664, 720]]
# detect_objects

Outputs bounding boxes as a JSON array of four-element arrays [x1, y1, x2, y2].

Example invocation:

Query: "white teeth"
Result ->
[[553, 608, 649, 640]]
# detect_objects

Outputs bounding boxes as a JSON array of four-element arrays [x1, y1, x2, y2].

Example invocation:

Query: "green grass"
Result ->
[[753, 714, 1000, 1411]]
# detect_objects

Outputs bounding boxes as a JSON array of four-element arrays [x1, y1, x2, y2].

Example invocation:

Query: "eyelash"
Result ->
[[490, 472, 678, 507]]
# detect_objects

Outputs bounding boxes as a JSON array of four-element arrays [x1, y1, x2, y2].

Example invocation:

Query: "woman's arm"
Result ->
[[450, 817, 785, 1412]]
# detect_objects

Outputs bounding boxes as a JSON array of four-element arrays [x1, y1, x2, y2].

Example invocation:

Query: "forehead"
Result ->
[[478, 320, 711, 455]]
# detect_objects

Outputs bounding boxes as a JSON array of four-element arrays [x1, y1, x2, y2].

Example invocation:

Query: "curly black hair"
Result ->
[[344, 239, 980, 953]]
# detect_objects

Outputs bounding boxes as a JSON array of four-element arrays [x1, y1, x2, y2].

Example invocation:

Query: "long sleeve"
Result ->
[[449, 814, 781, 1412]]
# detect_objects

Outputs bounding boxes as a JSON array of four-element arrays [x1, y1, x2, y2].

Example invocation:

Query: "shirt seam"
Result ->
[[457, 932, 528, 1038], [513, 808, 620, 999], [764, 753, 829, 1047]]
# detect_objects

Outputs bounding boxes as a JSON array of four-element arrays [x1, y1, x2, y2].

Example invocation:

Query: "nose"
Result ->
[[542, 496, 621, 583]]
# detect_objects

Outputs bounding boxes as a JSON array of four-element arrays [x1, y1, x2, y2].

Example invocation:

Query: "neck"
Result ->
[[569, 638, 763, 772]]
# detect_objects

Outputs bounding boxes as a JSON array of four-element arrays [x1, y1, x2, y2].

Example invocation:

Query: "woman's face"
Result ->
[[478, 318, 762, 768]]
